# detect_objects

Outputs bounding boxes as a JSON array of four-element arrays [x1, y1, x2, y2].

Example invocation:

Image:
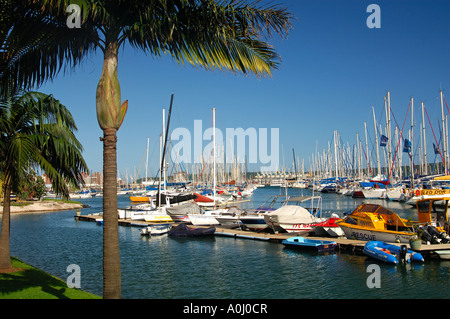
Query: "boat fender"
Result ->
[[400, 245, 408, 262]]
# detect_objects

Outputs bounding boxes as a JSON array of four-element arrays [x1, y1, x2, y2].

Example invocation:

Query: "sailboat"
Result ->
[[187, 108, 220, 226], [238, 195, 284, 230], [124, 95, 177, 223]]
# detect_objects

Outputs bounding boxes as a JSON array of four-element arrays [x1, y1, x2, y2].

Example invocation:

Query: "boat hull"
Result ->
[[143, 214, 173, 223], [187, 213, 220, 226], [361, 188, 386, 199], [168, 223, 216, 237], [239, 216, 268, 230], [282, 237, 337, 252], [130, 196, 151, 202], [338, 223, 414, 243], [277, 223, 316, 233], [140, 224, 172, 236], [311, 218, 344, 237], [118, 208, 173, 223]]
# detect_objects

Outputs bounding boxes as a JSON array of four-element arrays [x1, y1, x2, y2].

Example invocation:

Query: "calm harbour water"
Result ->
[[6, 187, 450, 299]]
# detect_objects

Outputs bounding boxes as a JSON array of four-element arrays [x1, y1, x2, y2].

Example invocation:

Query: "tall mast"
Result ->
[[292, 148, 298, 181], [158, 133, 162, 208], [386, 92, 392, 180], [162, 108, 166, 192], [145, 137, 149, 183], [441, 90, 447, 174], [410, 97, 414, 188], [212, 107, 216, 205], [364, 122, 370, 177], [373, 106, 381, 177], [334, 130, 338, 178], [421, 102, 428, 175]]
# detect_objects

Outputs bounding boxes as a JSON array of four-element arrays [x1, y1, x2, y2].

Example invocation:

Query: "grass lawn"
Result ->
[[0, 257, 101, 299]]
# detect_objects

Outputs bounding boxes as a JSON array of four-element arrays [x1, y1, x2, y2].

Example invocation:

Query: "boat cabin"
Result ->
[[344, 204, 411, 231], [416, 197, 450, 231]]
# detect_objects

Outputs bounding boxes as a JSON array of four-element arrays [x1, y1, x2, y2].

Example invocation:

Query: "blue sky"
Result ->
[[37, 0, 450, 178]]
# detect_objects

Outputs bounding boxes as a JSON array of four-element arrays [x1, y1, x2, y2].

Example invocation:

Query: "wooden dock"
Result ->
[[74, 213, 450, 259], [74, 213, 367, 251]]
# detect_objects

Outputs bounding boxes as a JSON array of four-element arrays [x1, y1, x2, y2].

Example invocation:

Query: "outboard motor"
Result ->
[[419, 226, 433, 244], [399, 245, 408, 263], [421, 225, 449, 244]]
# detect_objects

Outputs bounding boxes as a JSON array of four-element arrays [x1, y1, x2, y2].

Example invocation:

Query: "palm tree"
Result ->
[[1, 0, 293, 298], [0, 90, 88, 270]]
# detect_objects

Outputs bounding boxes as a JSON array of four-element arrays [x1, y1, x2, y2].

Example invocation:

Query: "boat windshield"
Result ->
[[417, 200, 430, 214], [352, 203, 409, 227]]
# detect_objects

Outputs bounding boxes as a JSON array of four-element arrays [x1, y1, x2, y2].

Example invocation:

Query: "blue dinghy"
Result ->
[[363, 241, 424, 264], [282, 236, 337, 252]]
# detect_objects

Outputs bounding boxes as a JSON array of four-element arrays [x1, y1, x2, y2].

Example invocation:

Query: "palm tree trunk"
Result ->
[[102, 128, 121, 299], [0, 183, 12, 269], [97, 37, 125, 299]]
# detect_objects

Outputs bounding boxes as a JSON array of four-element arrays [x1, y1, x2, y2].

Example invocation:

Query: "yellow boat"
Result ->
[[129, 196, 151, 202], [336, 203, 415, 243], [336, 196, 450, 243]]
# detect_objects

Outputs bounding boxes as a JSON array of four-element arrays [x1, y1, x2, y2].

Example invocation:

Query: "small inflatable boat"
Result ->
[[363, 241, 424, 264]]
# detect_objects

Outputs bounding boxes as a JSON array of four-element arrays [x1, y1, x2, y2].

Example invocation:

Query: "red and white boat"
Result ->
[[263, 196, 325, 233], [311, 216, 344, 237]]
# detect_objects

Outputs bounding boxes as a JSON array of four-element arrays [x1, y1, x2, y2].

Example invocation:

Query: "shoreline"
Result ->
[[0, 200, 84, 214]]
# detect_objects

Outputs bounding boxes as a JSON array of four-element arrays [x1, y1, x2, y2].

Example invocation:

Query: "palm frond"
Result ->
[[124, 0, 293, 77], [0, 90, 88, 197]]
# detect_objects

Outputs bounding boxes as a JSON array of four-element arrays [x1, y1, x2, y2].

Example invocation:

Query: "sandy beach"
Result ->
[[0, 200, 84, 214]]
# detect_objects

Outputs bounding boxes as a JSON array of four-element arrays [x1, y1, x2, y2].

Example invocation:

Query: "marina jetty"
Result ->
[[74, 213, 450, 260]]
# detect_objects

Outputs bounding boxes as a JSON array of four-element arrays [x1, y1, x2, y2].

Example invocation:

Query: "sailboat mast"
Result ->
[[292, 148, 298, 181], [162, 108, 166, 192], [364, 122, 370, 177], [373, 106, 381, 177], [212, 107, 216, 205], [145, 137, 149, 183], [410, 97, 414, 188], [441, 90, 447, 174], [386, 92, 392, 181], [158, 133, 162, 208], [421, 102, 428, 175]]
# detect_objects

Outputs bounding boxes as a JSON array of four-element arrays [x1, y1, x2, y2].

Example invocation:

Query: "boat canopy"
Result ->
[[166, 202, 203, 215], [359, 181, 388, 188], [266, 205, 315, 224], [350, 204, 410, 228]]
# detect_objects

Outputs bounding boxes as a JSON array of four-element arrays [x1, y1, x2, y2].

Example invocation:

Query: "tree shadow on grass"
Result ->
[[0, 266, 68, 299]]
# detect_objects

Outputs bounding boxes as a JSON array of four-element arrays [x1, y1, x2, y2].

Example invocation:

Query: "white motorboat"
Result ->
[[212, 207, 244, 226], [118, 208, 173, 223], [187, 211, 220, 226], [385, 186, 404, 201], [361, 188, 386, 199], [165, 202, 204, 223], [140, 223, 172, 236], [238, 195, 284, 230], [263, 196, 325, 233]]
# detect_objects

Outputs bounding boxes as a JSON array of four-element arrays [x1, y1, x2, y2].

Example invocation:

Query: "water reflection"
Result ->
[[4, 190, 450, 299]]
